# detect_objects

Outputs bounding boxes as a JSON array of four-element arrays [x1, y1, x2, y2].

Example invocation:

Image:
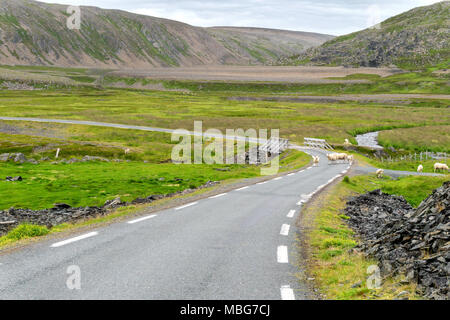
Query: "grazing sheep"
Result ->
[[313, 155, 320, 166], [336, 153, 348, 163], [344, 139, 351, 146], [376, 169, 384, 179], [434, 163, 449, 172], [327, 153, 338, 164], [327, 153, 348, 164], [417, 165, 423, 173], [124, 148, 131, 155], [346, 154, 354, 163]]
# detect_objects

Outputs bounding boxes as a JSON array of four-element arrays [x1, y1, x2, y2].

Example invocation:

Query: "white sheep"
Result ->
[[313, 155, 320, 166], [327, 153, 338, 164], [124, 148, 131, 155], [376, 169, 384, 179], [434, 163, 449, 173], [336, 153, 348, 163], [327, 153, 348, 164], [344, 139, 351, 146], [417, 164, 423, 173], [346, 154, 354, 163]]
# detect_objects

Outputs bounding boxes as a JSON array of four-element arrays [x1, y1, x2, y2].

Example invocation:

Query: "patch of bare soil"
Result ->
[[111, 65, 401, 83], [230, 94, 450, 104]]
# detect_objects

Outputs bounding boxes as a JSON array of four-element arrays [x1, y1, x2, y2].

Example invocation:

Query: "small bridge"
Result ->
[[260, 138, 289, 154], [304, 137, 333, 150]]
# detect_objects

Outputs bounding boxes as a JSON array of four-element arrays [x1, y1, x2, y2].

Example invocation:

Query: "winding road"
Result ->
[[0, 117, 405, 299]]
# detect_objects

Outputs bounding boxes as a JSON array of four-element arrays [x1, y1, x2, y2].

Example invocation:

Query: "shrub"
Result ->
[[6, 224, 50, 240]]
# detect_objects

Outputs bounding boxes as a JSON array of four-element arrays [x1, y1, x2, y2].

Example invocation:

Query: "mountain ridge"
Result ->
[[279, 1, 450, 70], [0, 0, 333, 68]]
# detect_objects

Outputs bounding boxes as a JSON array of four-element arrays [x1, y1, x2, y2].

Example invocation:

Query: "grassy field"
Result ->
[[378, 125, 450, 152], [0, 86, 448, 151], [0, 149, 310, 210], [302, 174, 447, 299]]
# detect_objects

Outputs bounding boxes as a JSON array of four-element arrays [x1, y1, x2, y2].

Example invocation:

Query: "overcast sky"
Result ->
[[40, 0, 443, 35]]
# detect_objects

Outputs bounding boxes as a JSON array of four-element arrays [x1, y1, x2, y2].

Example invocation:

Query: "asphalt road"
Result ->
[[0, 117, 442, 300], [0, 147, 351, 300]]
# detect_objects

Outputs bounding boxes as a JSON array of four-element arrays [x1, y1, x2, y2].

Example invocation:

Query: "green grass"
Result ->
[[0, 149, 309, 210], [4, 224, 49, 240], [301, 174, 446, 299], [342, 174, 448, 207], [0, 223, 50, 247], [0, 86, 448, 151]]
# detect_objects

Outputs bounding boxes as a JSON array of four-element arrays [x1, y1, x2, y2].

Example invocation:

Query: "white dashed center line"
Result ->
[[127, 214, 157, 224], [175, 202, 198, 211], [209, 193, 227, 199], [277, 246, 289, 263], [287, 210, 295, 218], [280, 285, 295, 300], [51, 232, 98, 248], [280, 224, 290, 236]]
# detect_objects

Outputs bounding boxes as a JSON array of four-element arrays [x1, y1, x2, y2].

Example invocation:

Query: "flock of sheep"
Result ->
[[321, 151, 449, 179]]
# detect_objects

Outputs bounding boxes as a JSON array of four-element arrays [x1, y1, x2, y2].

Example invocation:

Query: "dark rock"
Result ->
[[0, 180, 220, 237], [5, 176, 22, 181], [343, 181, 449, 300]]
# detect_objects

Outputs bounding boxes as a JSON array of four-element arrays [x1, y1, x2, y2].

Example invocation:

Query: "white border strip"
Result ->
[[51, 232, 98, 248], [277, 246, 289, 263], [127, 214, 157, 224], [287, 210, 295, 218], [280, 224, 290, 236], [175, 202, 198, 210], [209, 193, 227, 199], [280, 285, 295, 300]]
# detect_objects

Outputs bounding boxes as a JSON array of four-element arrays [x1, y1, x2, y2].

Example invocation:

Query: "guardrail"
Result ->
[[304, 137, 333, 150], [260, 138, 289, 154]]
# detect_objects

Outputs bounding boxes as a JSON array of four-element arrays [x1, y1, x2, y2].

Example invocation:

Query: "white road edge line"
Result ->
[[273, 177, 282, 181], [280, 224, 290, 236], [127, 214, 157, 224], [280, 285, 296, 300], [175, 201, 198, 210], [287, 173, 295, 176], [51, 232, 98, 248], [236, 186, 250, 191], [277, 246, 289, 263], [209, 193, 227, 199], [257, 181, 268, 185], [287, 210, 295, 218]]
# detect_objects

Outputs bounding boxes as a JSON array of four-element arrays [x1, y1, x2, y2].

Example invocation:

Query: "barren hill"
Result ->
[[280, 1, 450, 70], [0, 0, 333, 68]]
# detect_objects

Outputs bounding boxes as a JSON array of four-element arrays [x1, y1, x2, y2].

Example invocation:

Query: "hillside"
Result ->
[[279, 1, 450, 70], [0, 0, 332, 68]]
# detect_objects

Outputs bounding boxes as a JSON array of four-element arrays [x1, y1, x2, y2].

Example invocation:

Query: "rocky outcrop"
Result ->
[[281, 1, 449, 69], [344, 181, 449, 300], [0, 153, 38, 164]]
